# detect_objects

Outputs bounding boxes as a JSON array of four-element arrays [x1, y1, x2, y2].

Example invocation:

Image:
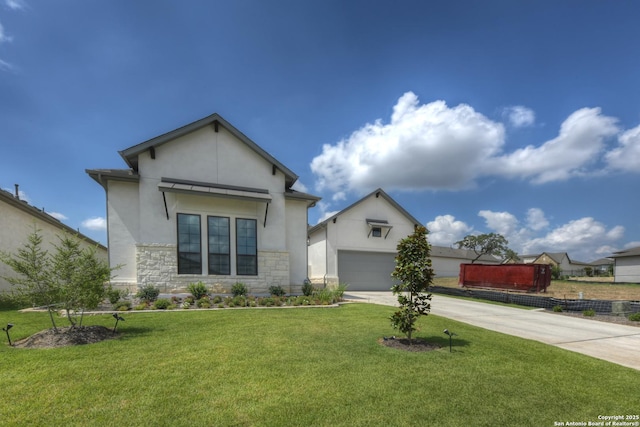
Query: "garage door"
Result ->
[[338, 250, 399, 291]]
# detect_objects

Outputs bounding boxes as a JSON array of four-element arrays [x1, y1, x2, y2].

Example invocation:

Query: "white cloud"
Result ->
[[478, 210, 520, 237], [485, 107, 619, 183], [426, 215, 472, 246], [503, 106, 535, 128], [526, 208, 549, 231], [0, 22, 12, 44], [5, 0, 27, 10], [605, 125, 640, 173], [81, 217, 107, 231], [291, 180, 308, 193], [311, 91, 505, 194], [48, 212, 68, 221]]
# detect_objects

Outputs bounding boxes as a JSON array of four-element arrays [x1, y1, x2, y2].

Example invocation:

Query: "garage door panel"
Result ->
[[338, 250, 398, 291]]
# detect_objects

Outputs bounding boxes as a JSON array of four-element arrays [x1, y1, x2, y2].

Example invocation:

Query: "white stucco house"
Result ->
[[0, 186, 107, 293], [307, 188, 500, 291], [86, 113, 320, 294], [610, 246, 640, 283]]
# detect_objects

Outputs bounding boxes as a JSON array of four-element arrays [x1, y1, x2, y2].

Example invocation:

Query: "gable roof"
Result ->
[[117, 113, 299, 189], [0, 188, 106, 250], [430, 246, 500, 263], [610, 246, 640, 258], [308, 188, 421, 234]]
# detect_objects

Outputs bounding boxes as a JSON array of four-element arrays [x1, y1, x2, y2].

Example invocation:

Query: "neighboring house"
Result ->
[[0, 186, 107, 293], [307, 188, 500, 291], [588, 257, 614, 276], [430, 246, 501, 277], [86, 113, 320, 294], [610, 247, 640, 283], [521, 252, 589, 276]]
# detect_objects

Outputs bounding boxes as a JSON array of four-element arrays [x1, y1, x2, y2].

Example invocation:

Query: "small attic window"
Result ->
[[366, 219, 392, 239]]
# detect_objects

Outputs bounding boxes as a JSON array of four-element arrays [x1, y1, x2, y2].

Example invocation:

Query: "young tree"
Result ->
[[390, 226, 434, 345], [456, 233, 509, 263], [0, 227, 59, 331], [50, 234, 111, 327]]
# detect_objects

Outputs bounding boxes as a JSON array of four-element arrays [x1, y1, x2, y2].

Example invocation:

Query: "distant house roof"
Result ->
[[589, 257, 614, 266], [610, 246, 640, 258], [0, 188, 106, 250], [114, 113, 300, 189], [308, 188, 420, 235], [431, 246, 500, 263]]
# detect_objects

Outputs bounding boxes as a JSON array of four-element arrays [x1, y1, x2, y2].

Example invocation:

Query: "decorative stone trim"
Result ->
[[134, 244, 292, 294]]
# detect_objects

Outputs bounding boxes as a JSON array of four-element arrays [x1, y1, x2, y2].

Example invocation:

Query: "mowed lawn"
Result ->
[[0, 303, 638, 426]]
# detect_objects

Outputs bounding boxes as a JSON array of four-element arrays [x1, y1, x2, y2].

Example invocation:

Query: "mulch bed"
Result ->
[[378, 336, 441, 352], [12, 325, 120, 349]]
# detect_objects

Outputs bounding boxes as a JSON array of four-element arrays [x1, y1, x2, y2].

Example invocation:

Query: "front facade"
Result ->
[[87, 114, 319, 293], [611, 247, 640, 283], [307, 188, 501, 291], [0, 187, 107, 292], [522, 252, 588, 276]]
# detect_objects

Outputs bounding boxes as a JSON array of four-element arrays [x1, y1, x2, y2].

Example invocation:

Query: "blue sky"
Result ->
[[1, 0, 639, 262]]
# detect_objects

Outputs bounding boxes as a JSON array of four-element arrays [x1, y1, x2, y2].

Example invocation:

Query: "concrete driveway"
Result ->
[[345, 291, 640, 371]]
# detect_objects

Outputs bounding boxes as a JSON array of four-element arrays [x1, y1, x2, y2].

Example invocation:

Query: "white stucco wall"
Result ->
[[615, 256, 640, 283], [0, 195, 107, 292], [103, 122, 312, 292]]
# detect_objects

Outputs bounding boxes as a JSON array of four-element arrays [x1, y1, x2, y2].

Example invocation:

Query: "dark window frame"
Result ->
[[371, 227, 382, 237], [177, 213, 202, 274], [207, 215, 231, 275], [236, 218, 258, 276]]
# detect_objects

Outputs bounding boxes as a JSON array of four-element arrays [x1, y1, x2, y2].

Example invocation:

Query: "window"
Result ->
[[371, 227, 382, 237], [208, 216, 230, 275], [236, 218, 257, 275], [177, 213, 201, 274]]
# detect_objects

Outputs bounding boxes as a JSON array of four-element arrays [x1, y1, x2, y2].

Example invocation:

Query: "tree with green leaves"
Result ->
[[390, 225, 434, 345], [456, 233, 510, 263], [0, 227, 60, 331]]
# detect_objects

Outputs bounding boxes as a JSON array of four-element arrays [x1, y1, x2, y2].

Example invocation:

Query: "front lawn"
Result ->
[[0, 304, 637, 426]]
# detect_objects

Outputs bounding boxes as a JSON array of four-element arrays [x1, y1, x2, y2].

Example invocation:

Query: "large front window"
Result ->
[[177, 213, 201, 274], [236, 218, 257, 275], [208, 216, 230, 275]]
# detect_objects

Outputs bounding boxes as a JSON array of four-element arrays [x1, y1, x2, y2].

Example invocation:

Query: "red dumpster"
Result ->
[[458, 263, 551, 293]]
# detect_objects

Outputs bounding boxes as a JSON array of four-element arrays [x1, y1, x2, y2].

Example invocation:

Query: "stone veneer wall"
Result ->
[[309, 275, 339, 289], [135, 243, 292, 294]]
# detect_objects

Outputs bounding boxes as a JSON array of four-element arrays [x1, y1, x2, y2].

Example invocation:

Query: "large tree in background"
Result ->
[[390, 226, 434, 345], [456, 233, 510, 263]]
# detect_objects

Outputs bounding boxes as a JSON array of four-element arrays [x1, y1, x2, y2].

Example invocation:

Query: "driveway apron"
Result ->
[[345, 291, 640, 371]]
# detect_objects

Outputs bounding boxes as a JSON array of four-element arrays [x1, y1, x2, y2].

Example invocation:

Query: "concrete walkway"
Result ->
[[345, 291, 640, 371]]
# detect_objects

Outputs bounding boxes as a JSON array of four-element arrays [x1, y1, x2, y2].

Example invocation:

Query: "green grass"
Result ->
[[1, 304, 638, 426]]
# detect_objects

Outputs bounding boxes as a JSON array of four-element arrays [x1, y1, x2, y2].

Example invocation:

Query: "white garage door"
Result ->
[[338, 250, 399, 291]]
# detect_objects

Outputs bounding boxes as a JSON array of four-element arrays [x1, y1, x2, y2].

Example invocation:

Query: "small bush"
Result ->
[[582, 308, 596, 317], [181, 301, 191, 309], [106, 286, 128, 304], [552, 305, 563, 313], [153, 298, 171, 310], [628, 312, 640, 322], [212, 295, 222, 304], [136, 285, 160, 303], [232, 296, 247, 307], [217, 303, 225, 309], [134, 303, 147, 310], [269, 285, 286, 297], [232, 282, 248, 297], [113, 300, 132, 311], [184, 296, 194, 305], [188, 281, 209, 300], [197, 297, 211, 308], [301, 281, 314, 297]]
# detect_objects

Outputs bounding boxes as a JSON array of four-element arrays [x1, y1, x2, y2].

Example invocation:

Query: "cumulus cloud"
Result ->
[[82, 217, 107, 231], [426, 215, 472, 246], [291, 180, 308, 193], [503, 106, 535, 128], [0, 22, 12, 44], [485, 108, 619, 183], [48, 212, 68, 221], [5, 0, 27, 10], [526, 208, 549, 231], [311, 92, 505, 194], [605, 124, 640, 172]]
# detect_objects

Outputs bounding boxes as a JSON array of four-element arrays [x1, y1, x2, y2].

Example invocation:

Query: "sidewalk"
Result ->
[[345, 291, 640, 371]]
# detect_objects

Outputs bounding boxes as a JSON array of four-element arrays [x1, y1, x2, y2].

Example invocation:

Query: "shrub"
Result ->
[[197, 297, 211, 308], [333, 283, 348, 301], [113, 300, 132, 311], [582, 308, 596, 317], [313, 288, 335, 305], [134, 303, 147, 310], [187, 281, 209, 300], [628, 312, 640, 322], [181, 301, 191, 309], [153, 298, 171, 310], [232, 282, 248, 297], [107, 286, 128, 304], [212, 295, 222, 304], [301, 281, 314, 297], [232, 296, 247, 307], [552, 305, 563, 313], [136, 285, 160, 303], [184, 296, 195, 305], [269, 285, 286, 297]]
